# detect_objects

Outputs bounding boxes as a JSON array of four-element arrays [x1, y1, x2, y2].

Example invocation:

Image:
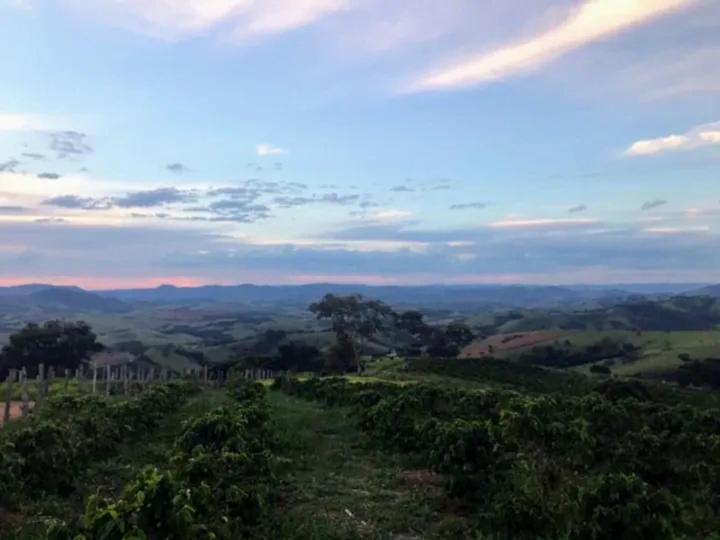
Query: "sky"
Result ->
[[0, 0, 719, 288]]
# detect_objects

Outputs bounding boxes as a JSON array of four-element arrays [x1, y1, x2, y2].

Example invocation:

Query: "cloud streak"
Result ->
[[65, 0, 349, 42], [625, 121, 720, 156], [410, 0, 692, 92], [256, 143, 285, 156], [641, 199, 668, 211]]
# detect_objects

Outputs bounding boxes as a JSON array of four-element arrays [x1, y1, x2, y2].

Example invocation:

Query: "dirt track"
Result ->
[[0, 401, 34, 426]]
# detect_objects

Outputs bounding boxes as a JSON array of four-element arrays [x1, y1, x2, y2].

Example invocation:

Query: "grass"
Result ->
[[263, 391, 473, 539], [460, 329, 720, 377]]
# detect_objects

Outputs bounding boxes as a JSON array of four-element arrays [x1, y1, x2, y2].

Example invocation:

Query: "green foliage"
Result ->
[[0, 382, 198, 504], [278, 376, 720, 537], [0, 320, 102, 377], [51, 375, 275, 539]]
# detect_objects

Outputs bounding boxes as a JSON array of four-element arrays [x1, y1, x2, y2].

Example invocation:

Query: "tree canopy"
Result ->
[[0, 320, 102, 376]]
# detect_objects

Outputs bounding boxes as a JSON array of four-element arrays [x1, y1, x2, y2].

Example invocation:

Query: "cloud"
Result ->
[[0, 206, 25, 214], [568, 204, 587, 213], [644, 226, 710, 235], [0, 159, 21, 172], [390, 185, 414, 192], [204, 199, 271, 222], [640, 199, 668, 211], [625, 121, 720, 156], [43, 195, 111, 210], [487, 218, 599, 229], [113, 187, 196, 208], [0, 113, 53, 132], [371, 209, 413, 223], [50, 131, 93, 158], [167, 162, 190, 173], [256, 143, 285, 156], [37, 172, 62, 180], [449, 202, 487, 210], [63, 0, 349, 42], [410, 0, 692, 92], [22, 152, 45, 160], [272, 192, 360, 207]]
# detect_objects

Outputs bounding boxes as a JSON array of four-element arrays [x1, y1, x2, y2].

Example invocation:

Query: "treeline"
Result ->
[[0, 321, 102, 378], [517, 337, 639, 369], [275, 376, 720, 538]]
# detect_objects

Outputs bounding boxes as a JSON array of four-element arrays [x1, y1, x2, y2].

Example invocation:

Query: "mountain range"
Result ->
[[0, 282, 716, 313]]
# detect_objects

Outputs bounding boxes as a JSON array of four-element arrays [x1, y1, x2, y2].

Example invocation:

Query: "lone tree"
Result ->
[[310, 294, 394, 371], [0, 320, 102, 377]]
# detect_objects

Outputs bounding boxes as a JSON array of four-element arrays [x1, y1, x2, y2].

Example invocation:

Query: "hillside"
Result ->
[[96, 283, 691, 310]]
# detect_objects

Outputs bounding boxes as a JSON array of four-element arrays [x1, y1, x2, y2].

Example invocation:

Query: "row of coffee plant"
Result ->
[[0, 381, 199, 503], [49, 377, 274, 539], [275, 376, 720, 539]]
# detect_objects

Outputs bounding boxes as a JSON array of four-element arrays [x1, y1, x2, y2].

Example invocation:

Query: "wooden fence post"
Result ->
[[92, 362, 98, 394], [64, 369, 70, 391], [20, 368, 29, 417], [46, 366, 55, 397], [3, 369, 15, 424], [37, 363, 45, 401], [105, 365, 111, 397]]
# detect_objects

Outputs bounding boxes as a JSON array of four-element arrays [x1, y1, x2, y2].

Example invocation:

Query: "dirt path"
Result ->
[[0, 401, 34, 425]]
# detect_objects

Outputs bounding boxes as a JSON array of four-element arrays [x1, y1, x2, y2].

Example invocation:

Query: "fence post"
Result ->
[[3, 369, 15, 424], [92, 362, 98, 394], [46, 366, 55, 397], [20, 368, 29, 417], [37, 363, 45, 401], [64, 369, 70, 391], [105, 365, 111, 397]]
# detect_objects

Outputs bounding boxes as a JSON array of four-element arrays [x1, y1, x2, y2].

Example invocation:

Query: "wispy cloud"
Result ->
[[63, 0, 349, 42], [0, 160, 21, 173], [256, 143, 285, 156], [487, 218, 599, 230], [166, 162, 190, 173], [114, 187, 196, 208], [50, 131, 93, 159], [625, 121, 720, 156], [410, 0, 692, 92], [43, 195, 111, 210], [644, 226, 710, 235], [0, 113, 53, 132], [449, 202, 487, 210], [641, 199, 668, 211], [37, 172, 62, 180], [568, 204, 587, 213]]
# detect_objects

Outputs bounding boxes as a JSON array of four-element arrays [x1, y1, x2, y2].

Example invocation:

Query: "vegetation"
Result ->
[[275, 375, 720, 538], [4, 288, 720, 538], [0, 321, 102, 377]]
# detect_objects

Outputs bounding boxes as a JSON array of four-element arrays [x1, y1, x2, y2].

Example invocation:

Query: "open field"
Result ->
[[461, 329, 720, 377]]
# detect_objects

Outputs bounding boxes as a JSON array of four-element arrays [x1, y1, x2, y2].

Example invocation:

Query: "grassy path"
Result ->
[[265, 391, 470, 540]]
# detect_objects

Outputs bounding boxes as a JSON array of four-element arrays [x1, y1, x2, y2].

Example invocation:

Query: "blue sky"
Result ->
[[0, 0, 719, 288]]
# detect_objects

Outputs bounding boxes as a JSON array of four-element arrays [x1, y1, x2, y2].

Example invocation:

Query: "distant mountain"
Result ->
[[0, 282, 710, 314], [494, 295, 720, 333], [0, 285, 129, 313], [0, 284, 59, 296], [687, 284, 720, 297], [97, 283, 653, 310]]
